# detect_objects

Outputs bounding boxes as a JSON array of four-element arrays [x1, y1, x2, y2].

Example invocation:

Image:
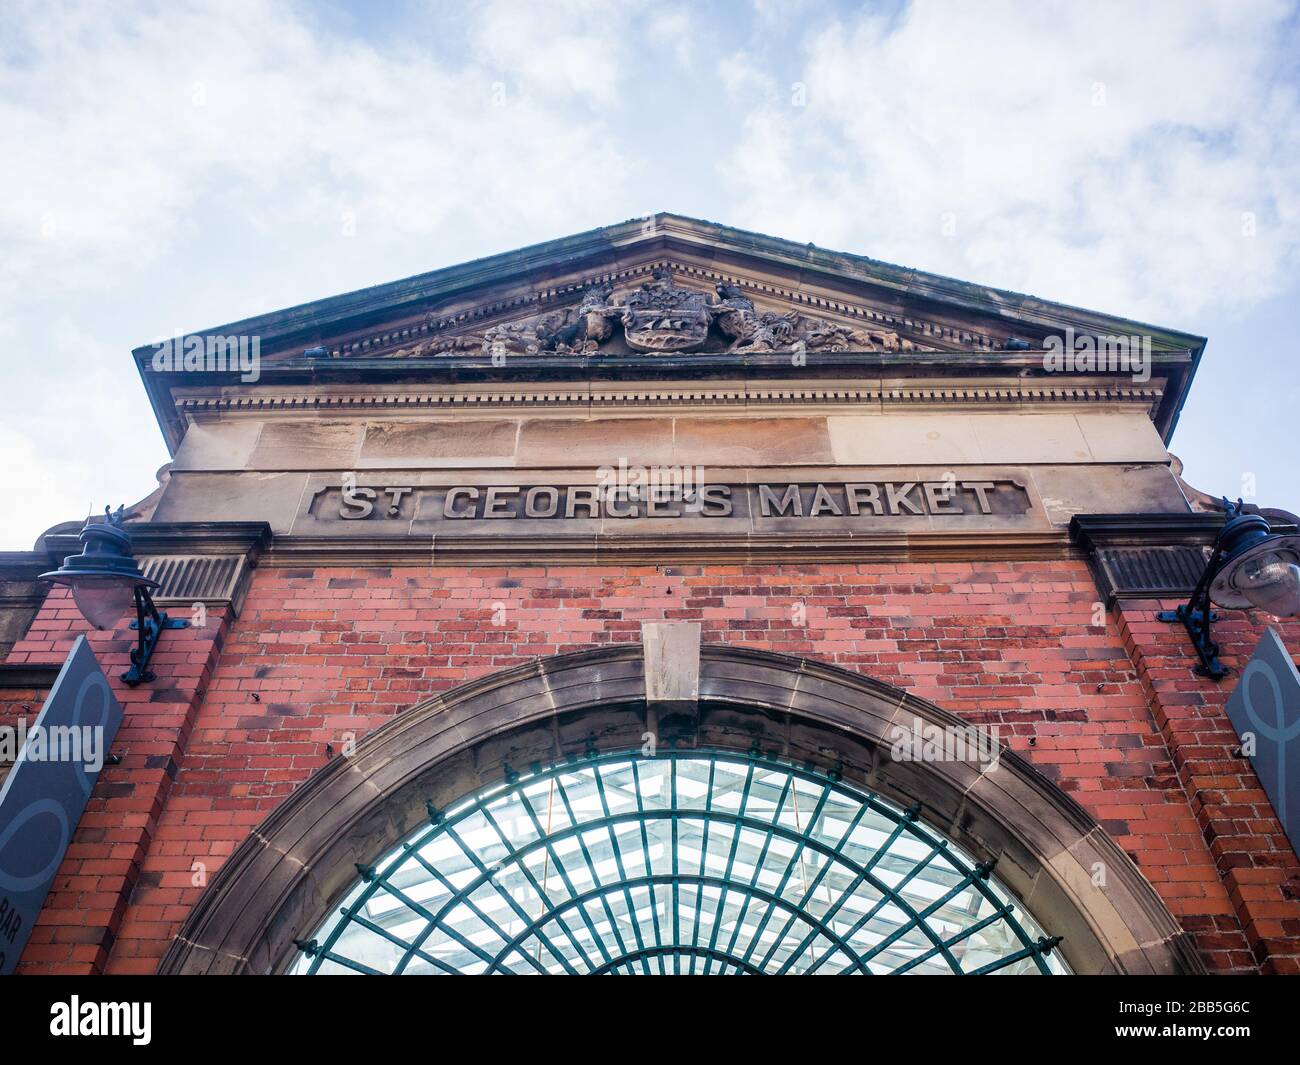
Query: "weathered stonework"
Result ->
[[6, 214, 1295, 976]]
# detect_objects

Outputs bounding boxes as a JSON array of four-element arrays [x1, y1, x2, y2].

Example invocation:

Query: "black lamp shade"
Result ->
[[39, 515, 158, 629]]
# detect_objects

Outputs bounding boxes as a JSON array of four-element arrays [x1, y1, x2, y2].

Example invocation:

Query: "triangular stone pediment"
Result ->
[[184, 214, 1200, 368], [365, 260, 931, 361], [134, 214, 1206, 450]]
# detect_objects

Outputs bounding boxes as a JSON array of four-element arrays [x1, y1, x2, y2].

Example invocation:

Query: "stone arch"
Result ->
[[159, 644, 1202, 974]]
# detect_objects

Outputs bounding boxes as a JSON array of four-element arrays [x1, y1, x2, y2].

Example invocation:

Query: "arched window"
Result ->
[[292, 750, 1066, 975]]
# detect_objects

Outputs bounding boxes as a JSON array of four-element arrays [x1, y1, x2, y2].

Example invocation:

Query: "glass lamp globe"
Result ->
[[1236, 553, 1300, 617], [69, 576, 139, 630], [1208, 507, 1300, 615]]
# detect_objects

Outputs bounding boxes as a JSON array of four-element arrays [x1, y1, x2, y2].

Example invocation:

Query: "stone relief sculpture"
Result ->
[[713, 283, 798, 352], [535, 282, 615, 353], [617, 269, 716, 353], [380, 270, 916, 358], [480, 322, 538, 357]]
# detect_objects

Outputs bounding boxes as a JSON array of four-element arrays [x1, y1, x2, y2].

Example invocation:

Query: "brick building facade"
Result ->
[[2, 216, 1297, 976]]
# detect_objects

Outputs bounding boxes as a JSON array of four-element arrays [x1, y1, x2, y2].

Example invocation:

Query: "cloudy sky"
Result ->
[[2, 0, 1297, 547]]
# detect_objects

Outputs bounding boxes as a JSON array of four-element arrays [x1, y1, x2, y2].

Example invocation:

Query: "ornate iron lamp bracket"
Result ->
[[125, 584, 189, 686]]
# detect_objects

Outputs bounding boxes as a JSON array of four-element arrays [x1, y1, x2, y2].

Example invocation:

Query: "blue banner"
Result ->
[[0, 636, 122, 974], [1224, 627, 1300, 857]]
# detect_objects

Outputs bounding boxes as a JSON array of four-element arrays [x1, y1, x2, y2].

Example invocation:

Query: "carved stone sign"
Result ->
[[305, 478, 1031, 531]]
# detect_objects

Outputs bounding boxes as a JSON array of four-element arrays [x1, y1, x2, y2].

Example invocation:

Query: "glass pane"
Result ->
[[294, 752, 1067, 975]]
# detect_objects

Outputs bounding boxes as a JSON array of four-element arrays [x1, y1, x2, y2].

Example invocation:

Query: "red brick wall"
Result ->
[[4, 588, 230, 975], [1115, 601, 1300, 974], [7, 560, 1299, 973]]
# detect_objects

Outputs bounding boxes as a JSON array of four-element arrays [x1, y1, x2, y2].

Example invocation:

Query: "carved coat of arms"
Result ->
[[618, 269, 715, 353], [382, 268, 916, 359]]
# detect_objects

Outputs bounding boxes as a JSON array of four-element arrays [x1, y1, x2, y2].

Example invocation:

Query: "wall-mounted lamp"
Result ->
[[1159, 499, 1300, 679], [39, 506, 189, 686]]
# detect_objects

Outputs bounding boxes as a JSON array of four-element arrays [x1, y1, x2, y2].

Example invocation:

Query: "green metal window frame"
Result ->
[[292, 749, 1066, 975]]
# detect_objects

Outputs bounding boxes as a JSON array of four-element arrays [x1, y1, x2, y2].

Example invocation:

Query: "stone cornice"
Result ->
[[174, 380, 1165, 418], [40, 521, 272, 563], [34, 521, 273, 617], [159, 349, 1184, 439], [0, 552, 49, 579], [1070, 512, 1300, 603], [177, 348, 1194, 383], [260, 529, 1077, 566], [28, 521, 1080, 571], [1069, 513, 1230, 550]]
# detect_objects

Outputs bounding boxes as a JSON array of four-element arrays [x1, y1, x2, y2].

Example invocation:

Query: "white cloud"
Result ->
[[0, 0, 648, 548], [0, 422, 90, 548], [717, 55, 777, 102], [718, 0, 1300, 323], [0, 0, 637, 315], [646, 6, 695, 67], [468, 0, 642, 105]]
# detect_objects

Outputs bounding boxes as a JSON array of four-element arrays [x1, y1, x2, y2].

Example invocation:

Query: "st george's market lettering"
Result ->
[[330, 481, 1022, 521]]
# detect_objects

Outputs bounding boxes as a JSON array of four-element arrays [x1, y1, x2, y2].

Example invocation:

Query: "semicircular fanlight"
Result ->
[[293, 751, 1066, 975]]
